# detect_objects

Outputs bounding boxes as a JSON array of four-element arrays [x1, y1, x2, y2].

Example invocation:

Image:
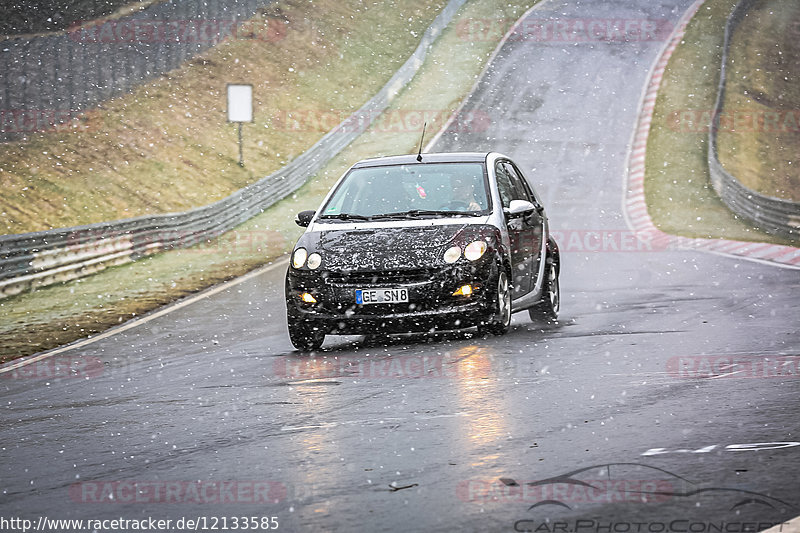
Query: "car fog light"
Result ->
[[464, 240, 487, 261], [453, 284, 474, 297], [444, 246, 461, 264], [300, 292, 317, 303], [307, 253, 322, 270], [292, 248, 308, 269]]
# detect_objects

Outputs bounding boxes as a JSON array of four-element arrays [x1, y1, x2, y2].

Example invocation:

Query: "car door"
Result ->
[[494, 161, 538, 297], [504, 161, 544, 294]]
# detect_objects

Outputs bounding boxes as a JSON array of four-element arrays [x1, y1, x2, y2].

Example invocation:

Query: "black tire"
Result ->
[[529, 256, 560, 323], [287, 319, 326, 351], [478, 269, 512, 336]]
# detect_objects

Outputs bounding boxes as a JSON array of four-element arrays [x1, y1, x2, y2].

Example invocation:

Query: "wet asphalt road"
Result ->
[[2, 0, 800, 531]]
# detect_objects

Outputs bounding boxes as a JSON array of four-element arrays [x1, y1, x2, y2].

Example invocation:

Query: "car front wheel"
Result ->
[[478, 269, 511, 336]]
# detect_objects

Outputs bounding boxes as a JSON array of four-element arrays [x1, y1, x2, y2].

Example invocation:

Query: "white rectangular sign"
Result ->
[[227, 84, 253, 123]]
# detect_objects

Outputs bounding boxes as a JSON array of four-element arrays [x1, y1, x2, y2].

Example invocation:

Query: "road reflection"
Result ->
[[446, 343, 511, 470]]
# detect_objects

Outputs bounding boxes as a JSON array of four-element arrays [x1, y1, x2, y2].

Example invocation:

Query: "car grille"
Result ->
[[325, 268, 434, 286]]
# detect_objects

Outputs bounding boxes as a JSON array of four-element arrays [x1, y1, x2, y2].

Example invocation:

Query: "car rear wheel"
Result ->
[[287, 319, 326, 351], [529, 257, 559, 322], [478, 269, 511, 336]]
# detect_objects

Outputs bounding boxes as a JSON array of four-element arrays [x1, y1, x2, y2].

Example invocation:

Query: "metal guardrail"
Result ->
[[708, 0, 800, 239], [0, 0, 468, 299], [1, 0, 277, 142]]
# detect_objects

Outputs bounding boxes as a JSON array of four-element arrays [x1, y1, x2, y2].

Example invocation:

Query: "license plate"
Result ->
[[355, 288, 409, 305]]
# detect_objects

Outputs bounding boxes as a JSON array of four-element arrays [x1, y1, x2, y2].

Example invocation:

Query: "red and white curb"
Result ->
[[623, 0, 800, 269]]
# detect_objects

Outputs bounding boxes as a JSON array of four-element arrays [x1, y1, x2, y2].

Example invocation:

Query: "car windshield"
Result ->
[[318, 162, 490, 219]]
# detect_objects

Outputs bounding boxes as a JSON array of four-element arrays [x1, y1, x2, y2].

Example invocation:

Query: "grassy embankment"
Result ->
[[0, 0, 537, 362], [644, 0, 800, 243], [716, 0, 800, 201], [1, 0, 446, 234]]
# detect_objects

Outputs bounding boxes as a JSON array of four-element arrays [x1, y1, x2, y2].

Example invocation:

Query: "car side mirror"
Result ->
[[295, 210, 316, 227], [504, 200, 536, 218]]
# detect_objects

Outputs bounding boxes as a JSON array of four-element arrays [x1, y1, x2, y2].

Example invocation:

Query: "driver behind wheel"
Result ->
[[450, 175, 482, 211]]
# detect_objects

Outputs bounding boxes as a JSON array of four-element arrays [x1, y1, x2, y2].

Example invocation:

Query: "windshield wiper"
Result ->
[[317, 213, 374, 221], [319, 210, 481, 222], [370, 209, 480, 219]]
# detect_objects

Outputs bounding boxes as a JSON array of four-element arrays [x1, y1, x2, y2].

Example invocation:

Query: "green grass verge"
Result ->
[[644, 0, 799, 244], [0, 0, 538, 362], [0, 0, 447, 234], [716, 0, 800, 201]]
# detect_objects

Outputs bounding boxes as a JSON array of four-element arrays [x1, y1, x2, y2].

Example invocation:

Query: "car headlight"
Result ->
[[307, 253, 322, 270], [464, 240, 487, 261], [292, 247, 308, 269], [443, 246, 461, 264]]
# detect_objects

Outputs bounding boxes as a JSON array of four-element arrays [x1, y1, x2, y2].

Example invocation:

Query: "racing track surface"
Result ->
[[2, 0, 799, 531]]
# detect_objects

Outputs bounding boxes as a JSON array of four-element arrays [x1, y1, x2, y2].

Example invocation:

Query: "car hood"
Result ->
[[305, 224, 468, 271]]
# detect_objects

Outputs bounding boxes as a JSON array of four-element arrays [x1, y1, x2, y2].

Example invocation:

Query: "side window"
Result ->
[[502, 162, 533, 203], [494, 163, 516, 208]]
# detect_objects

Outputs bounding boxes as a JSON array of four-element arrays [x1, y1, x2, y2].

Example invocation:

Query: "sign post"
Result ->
[[226, 84, 253, 167]]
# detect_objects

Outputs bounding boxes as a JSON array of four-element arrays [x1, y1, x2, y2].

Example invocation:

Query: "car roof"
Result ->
[[351, 152, 491, 168]]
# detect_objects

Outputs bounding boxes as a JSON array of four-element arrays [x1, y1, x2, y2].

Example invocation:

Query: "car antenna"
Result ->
[[416, 122, 427, 162]]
